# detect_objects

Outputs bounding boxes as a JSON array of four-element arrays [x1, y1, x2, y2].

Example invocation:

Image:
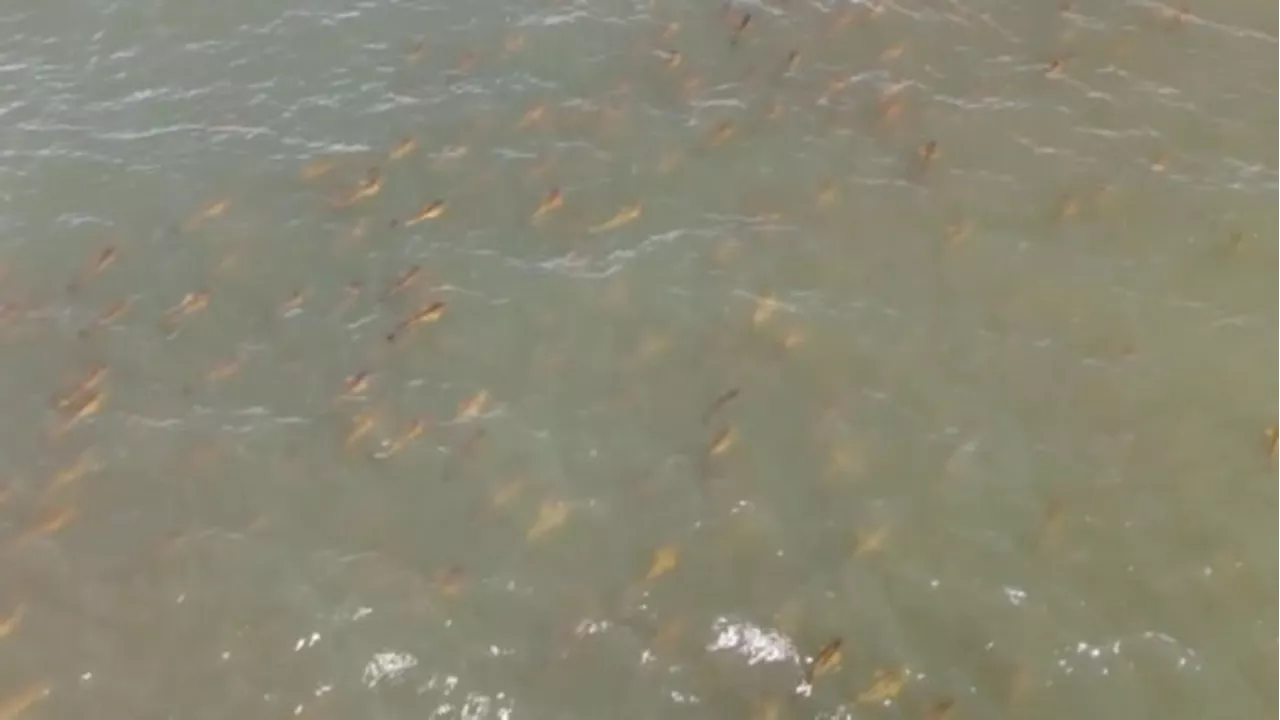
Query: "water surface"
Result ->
[[0, 1, 1275, 718]]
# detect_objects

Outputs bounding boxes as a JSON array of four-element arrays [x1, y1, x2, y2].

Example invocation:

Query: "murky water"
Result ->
[[0, 0, 1275, 718]]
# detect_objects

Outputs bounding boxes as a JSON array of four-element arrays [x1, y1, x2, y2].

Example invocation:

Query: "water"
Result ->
[[0, 1, 1275, 718]]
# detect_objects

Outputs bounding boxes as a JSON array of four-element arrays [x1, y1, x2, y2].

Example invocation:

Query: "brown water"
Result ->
[[0, 1, 1275, 718]]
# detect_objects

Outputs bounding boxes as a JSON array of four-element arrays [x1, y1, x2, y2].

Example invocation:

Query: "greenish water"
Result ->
[[0, 1, 1275, 718]]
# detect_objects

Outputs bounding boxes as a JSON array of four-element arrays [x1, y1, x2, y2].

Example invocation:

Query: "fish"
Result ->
[[783, 50, 800, 74], [527, 500, 571, 541], [705, 120, 735, 147], [656, 49, 682, 69], [402, 200, 446, 226], [206, 357, 243, 383], [278, 289, 306, 317], [48, 450, 97, 492], [389, 136, 418, 161], [78, 297, 135, 337], [330, 168, 383, 208], [386, 300, 447, 343], [374, 417, 429, 459], [384, 265, 422, 300], [0, 604, 24, 638], [588, 204, 642, 234], [0, 681, 50, 720], [161, 291, 210, 336], [455, 390, 490, 422], [516, 103, 548, 130], [925, 699, 956, 720], [181, 199, 230, 232], [805, 638, 843, 683], [857, 666, 908, 704], [645, 544, 680, 581], [54, 366, 107, 410], [730, 12, 751, 47], [344, 412, 377, 447], [67, 246, 118, 293], [17, 506, 78, 545], [300, 158, 335, 181], [702, 388, 740, 424], [531, 188, 564, 221], [708, 427, 736, 457], [56, 390, 105, 435], [340, 371, 372, 399]]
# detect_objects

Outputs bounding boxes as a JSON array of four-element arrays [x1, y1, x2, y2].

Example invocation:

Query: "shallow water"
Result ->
[[0, 1, 1275, 718]]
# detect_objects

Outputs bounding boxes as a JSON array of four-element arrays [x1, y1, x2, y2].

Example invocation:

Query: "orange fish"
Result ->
[[17, 506, 78, 545], [406, 40, 426, 64], [332, 281, 363, 317], [331, 168, 383, 208], [56, 390, 105, 435], [389, 136, 418, 161], [100, 296, 134, 323], [345, 412, 378, 447], [0, 681, 50, 720], [702, 388, 740, 424], [403, 200, 446, 226], [656, 49, 681, 69], [67, 246, 118, 292], [385, 266, 423, 300], [375, 417, 429, 459], [918, 140, 939, 167], [54, 365, 107, 410], [168, 290, 210, 317], [181, 199, 230, 232], [805, 638, 843, 683], [300, 158, 335, 181], [531, 188, 564, 221], [0, 604, 24, 638], [730, 12, 751, 47], [206, 357, 243, 383], [706, 121, 735, 147], [340, 370, 373, 398], [278, 289, 306, 316], [783, 50, 800, 74], [708, 427, 736, 457], [589, 204, 642, 234], [517, 103, 548, 130], [455, 390, 490, 422], [386, 301, 447, 343], [48, 450, 97, 493], [161, 291, 210, 335], [78, 296, 135, 337]]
